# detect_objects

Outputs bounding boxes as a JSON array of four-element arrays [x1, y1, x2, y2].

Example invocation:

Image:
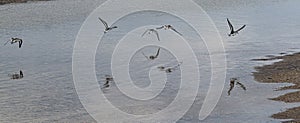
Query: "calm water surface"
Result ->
[[0, 0, 300, 122]]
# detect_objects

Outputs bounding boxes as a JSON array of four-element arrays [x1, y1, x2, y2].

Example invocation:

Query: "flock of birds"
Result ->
[[98, 17, 247, 95], [99, 16, 187, 88], [2, 17, 247, 94], [3, 38, 24, 79]]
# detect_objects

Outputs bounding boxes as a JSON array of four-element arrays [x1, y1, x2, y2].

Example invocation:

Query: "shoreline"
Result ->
[[253, 52, 300, 122], [0, 0, 50, 5]]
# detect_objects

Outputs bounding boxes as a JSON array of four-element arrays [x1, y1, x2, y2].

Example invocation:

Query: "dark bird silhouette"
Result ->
[[227, 18, 246, 36], [9, 70, 24, 80], [165, 62, 182, 73], [228, 78, 247, 96], [236, 81, 247, 91], [98, 17, 118, 33], [142, 48, 161, 60], [158, 62, 183, 73], [4, 38, 23, 48], [142, 29, 160, 41], [102, 75, 113, 88], [156, 25, 182, 36]]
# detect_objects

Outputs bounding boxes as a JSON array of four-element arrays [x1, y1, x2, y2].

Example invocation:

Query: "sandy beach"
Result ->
[[253, 53, 300, 122]]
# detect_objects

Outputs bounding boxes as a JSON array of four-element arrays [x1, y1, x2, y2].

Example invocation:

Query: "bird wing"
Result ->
[[155, 48, 160, 57], [236, 81, 246, 90], [236, 25, 246, 32], [171, 62, 183, 70], [141, 52, 149, 60], [3, 40, 10, 46], [153, 30, 160, 41], [156, 26, 164, 30], [98, 17, 109, 29], [19, 40, 22, 48], [141, 29, 150, 37], [170, 27, 183, 36], [227, 18, 234, 32], [228, 85, 234, 96]]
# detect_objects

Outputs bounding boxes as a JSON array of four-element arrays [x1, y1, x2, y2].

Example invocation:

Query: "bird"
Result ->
[[8, 70, 24, 79], [156, 25, 182, 36], [141, 29, 160, 41], [157, 66, 166, 71], [158, 62, 183, 73], [227, 78, 246, 96], [142, 48, 160, 60], [4, 38, 23, 48], [98, 17, 118, 33], [227, 18, 246, 36], [165, 62, 182, 73], [102, 75, 113, 88]]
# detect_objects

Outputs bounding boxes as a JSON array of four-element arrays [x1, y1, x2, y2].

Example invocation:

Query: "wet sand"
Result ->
[[253, 53, 300, 122], [0, 0, 49, 5]]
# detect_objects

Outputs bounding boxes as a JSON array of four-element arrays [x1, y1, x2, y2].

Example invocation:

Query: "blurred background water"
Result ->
[[0, 0, 300, 122]]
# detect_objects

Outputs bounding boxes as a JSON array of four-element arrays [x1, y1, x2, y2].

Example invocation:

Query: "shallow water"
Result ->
[[0, 0, 300, 122]]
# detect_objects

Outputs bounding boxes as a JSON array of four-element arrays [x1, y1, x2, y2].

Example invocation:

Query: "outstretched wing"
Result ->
[[228, 85, 234, 96], [236, 81, 246, 91], [141, 52, 149, 60], [227, 18, 234, 32], [153, 30, 160, 41], [170, 27, 182, 36], [171, 62, 183, 70], [18, 40, 22, 48], [236, 25, 246, 32], [4, 40, 10, 46], [142, 29, 160, 41], [141, 29, 150, 37], [156, 26, 164, 30], [98, 17, 109, 29], [155, 48, 160, 57]]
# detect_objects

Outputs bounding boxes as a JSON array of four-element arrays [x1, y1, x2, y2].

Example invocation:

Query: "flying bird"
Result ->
[[98, 17, 118, 33], [158, 62, 183, 73], [142, 29, 160, 41], [156, 25, 182, 36], [4, 38, 23, 48], [228, 78, 247, 96], [102, 75, 114, 88], [8, 70, 24, 79], [227, 18, 246, 36], [165, 62, 182, 73], [142, 48, 161, 60]]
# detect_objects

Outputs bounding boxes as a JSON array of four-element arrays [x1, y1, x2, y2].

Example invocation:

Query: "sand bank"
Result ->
[[253, 53, 300, 122]]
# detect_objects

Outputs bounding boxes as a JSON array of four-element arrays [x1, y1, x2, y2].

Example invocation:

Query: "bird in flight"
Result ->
[[156, 25, 183, 36], [227, 18, 246, 36], [4, 38, 23, 48], [98, 17, 118, 33], [158, 62, 183, 73], [8, 70, 24, 79], [103, 75, 114, 88], [142, 48, 161, 60], [228, 78, 246, 96], [142, 29, 160, 41]]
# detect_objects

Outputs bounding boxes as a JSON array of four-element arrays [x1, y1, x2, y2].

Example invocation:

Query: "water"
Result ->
[[0, 0, 300, 122]]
